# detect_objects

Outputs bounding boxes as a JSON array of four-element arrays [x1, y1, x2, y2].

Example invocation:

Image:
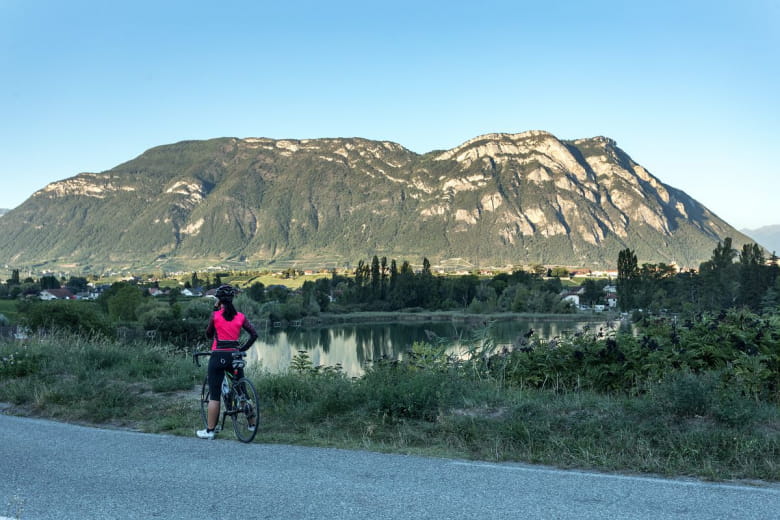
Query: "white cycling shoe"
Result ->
[[196, 429, 216, 440]]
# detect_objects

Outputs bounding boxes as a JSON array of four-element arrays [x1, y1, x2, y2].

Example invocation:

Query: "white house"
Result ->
[[39, 288, 76, 300], [560, 287, 584, 307]]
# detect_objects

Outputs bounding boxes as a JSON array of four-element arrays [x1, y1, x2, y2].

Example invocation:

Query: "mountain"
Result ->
[[741, 225, 780, 255], [0, 131, 756, 274], [0, 209, 9, 217]]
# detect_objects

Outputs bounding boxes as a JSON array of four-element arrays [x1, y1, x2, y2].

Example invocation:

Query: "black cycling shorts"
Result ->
[[207, 350, 245, 400]]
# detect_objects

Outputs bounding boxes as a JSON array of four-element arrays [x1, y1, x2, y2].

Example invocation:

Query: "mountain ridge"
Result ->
[[0, 131, 756, 273], [741, 225, 780, 255]]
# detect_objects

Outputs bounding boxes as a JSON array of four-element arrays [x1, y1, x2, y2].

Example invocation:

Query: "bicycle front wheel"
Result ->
[[231, 377, 260, 443], [199, 375, 210, 429]]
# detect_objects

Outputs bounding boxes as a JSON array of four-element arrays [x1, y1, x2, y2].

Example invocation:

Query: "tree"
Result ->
[[550, 267, 569, 278], [635, 263, 677, 311], [712, 237, 738, 270], [617, 248, 638, 311], [247, 282, 266, 302], [389, 259, 398, 294], [66, 276, 89, 294], [380, 256, 388, 300], [107, 285, 144, 321], [582, 279, 602, 306], [168, 287, 181, 307], [530, 264, 546, 278], [422, 257, 432, 276], [371, 256, 381, 299], [698, 238, 738, 310], [39, 275, 61, 290], [388, 261, 417, 308], [737, 243, 767, 310]]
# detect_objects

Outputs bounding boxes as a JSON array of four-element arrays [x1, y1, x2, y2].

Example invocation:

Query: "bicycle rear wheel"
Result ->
[[199, 376, 210, 429], [230, 377, 260, 443]]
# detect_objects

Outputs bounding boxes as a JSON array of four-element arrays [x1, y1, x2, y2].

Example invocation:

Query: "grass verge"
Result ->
[[1, 333, 779, 482]]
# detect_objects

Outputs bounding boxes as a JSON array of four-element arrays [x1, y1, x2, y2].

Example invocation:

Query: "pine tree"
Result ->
[[370, 256, 381, 300], [617, 248, 638, 311], [380, 256, 388, 300]]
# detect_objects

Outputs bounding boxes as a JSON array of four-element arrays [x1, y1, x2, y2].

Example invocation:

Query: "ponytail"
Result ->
[[221, 301, 238, 321]]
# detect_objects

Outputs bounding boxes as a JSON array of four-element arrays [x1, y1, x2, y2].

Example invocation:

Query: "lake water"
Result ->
[[245, 317, 614, 377]]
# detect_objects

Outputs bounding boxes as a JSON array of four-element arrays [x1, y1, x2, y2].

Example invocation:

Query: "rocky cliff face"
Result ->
[[0, 131, 753, 273]]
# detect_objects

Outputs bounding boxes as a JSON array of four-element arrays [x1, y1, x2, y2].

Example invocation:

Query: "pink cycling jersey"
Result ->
[[209, 308, 247, 350]]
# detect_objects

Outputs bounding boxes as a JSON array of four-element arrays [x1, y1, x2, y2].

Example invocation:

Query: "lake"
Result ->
[[245, 316, 615, 377]]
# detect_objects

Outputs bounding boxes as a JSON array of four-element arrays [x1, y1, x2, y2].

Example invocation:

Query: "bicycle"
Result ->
[[193, 351, 260, 443]]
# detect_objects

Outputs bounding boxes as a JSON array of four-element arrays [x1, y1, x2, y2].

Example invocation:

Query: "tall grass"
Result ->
[[0, 332, 200, 431]]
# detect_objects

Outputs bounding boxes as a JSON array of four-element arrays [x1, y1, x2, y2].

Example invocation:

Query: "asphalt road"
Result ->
[[2, 414, 779, 519]]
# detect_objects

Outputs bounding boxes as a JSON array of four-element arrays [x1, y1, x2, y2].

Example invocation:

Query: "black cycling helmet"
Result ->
[[215, 284, 237, 302]]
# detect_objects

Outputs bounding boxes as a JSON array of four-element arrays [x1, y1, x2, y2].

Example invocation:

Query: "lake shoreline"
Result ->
[[288, 310, 620, 328]]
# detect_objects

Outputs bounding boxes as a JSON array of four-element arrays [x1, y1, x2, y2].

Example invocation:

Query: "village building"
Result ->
[[38, 288, 76, 300]]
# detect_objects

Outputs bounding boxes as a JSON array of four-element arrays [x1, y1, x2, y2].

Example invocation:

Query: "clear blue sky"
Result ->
[[1, 0, 777, 229]]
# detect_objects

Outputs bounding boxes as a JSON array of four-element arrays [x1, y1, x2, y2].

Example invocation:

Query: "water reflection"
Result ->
[[246, 318, 609, 377]]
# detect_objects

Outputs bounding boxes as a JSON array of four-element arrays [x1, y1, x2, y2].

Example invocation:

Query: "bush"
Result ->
[[648, 370, 718, 418], [19, 300, 113, 338], [712, 392, 760, 428], [358, 360, 464, 421], [644, 369, 762, 428], [184, 299, 214, 321], [106, 285, 144, 321]]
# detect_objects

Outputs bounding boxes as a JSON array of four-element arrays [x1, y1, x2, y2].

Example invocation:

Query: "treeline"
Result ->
[[3, 256, 575, 346], [6, 237, 779, 349], [297, 256, 574, 315], [0, 271, 91, 299], [617, 238, 780, 315]]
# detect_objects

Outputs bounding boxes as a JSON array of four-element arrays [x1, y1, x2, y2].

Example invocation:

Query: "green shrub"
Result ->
[[256, 372, 320, 404], [308, 376, 360, 419], [359, 360, 464, 421], [19, 300, 113, 338], [648, 370, 718, 418], [711, 392, 760, 428]]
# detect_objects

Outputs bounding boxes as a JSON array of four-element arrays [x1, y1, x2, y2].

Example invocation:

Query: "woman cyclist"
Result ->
[[197, 284, 259, 439]]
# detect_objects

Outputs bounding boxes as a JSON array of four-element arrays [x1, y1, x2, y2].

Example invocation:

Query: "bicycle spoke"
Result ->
[[230, 378, 260, 442]]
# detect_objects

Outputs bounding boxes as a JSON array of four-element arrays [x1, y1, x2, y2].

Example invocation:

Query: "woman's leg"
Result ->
[[206, 352, 230, 431], [207, 399, 220, 429]]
